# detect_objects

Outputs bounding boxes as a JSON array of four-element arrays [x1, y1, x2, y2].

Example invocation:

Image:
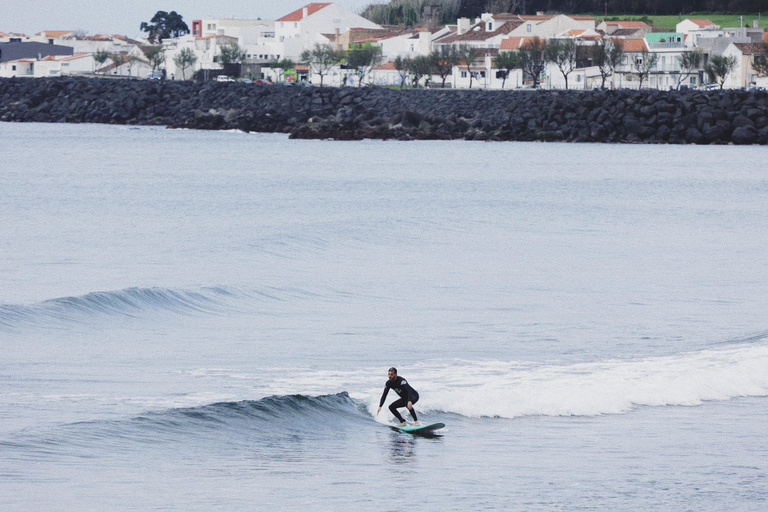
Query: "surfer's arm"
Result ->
[[378, 386, 390, 409]]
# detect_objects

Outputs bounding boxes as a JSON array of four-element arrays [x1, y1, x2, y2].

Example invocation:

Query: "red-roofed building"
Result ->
[[278, 3, 332, 22], [676, 18, 721, 35], [274, 2, 380, 59]]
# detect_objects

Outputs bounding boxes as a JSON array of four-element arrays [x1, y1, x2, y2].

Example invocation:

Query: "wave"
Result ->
[[4, 393, 371, 456], [127, 392, 369, 437], [409, 340, 768, 419], [0, 285, 313, 330]]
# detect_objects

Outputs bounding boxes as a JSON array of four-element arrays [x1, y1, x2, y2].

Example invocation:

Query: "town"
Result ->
[[1, 2, 767, 90]]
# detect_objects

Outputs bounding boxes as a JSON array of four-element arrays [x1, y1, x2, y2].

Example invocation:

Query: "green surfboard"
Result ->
[[391, 422, 445, 435]]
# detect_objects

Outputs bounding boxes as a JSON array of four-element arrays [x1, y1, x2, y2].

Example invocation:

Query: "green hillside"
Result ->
[[589, 13, 768, 31]]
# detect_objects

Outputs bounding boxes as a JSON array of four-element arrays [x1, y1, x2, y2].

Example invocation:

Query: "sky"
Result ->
[[3, 0, 386, 38]]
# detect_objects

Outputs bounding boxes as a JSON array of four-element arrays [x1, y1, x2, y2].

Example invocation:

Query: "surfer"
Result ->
[[377, 367, 420, 427]]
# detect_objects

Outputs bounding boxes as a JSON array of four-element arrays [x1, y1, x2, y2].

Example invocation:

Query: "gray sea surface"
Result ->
[[1, 122, 767, 511]]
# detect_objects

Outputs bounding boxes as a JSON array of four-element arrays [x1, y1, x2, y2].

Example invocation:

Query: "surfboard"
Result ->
[[391, 422, 445, 435]]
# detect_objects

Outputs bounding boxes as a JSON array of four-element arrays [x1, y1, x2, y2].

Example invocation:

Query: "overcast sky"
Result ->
[[3, 0, 386, 38]]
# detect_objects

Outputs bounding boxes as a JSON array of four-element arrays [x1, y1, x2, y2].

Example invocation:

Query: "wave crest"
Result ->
[[0, 286, 253, 330]]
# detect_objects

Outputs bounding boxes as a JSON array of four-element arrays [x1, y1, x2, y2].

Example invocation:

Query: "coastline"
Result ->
[[1, 77, 767, 144]]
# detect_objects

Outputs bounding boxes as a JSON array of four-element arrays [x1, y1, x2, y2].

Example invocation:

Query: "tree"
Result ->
[[590, 38, 624, 90], [346, 45, 382, 86], [218, 42, 247, 77], [173, 47, 197, 80], [704, 55, 737, 90], [140, 11, 190, 43], [676, 49, 703, 89], [545, 39, 578, 90], [409, 54, 434, 88], [267, 58, 295, 83], [300, 43, 342, 86], [631, 49, 658, 89], [394, 56, 411, 89], [493, 50, 521, 89], [144, 46, 165, 71], [109, 53, 129, 75], [93, 48, 110, 74], [518, 37, 547, 88], [431, 46, 460, 88], [458, 45, 481, 89], [752, 46, 768, 77]]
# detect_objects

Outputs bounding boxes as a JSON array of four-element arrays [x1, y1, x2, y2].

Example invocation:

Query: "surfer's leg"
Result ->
[[389, 398, 407, 424], [408, 394, 419, 423]]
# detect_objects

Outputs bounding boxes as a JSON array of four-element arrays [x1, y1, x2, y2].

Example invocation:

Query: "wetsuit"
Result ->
[[379, 376, 419, 423]]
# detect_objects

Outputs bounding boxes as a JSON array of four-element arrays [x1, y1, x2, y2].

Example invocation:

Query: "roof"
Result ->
[[278, 3, 331, 22], [435, 20, 522, 45], [604, 21, 650, 28], [35, 30, 72, 38], [621, 38, 648, 52], [687, 19, 717, 27], [612, 28, 643, 37], [732, 43, 768, 55], [373, 62, 397, 71], [499, 36, 536, 50]]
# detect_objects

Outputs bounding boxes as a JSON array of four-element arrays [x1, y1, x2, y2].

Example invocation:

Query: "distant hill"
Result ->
[[360, 0, 766, 26]]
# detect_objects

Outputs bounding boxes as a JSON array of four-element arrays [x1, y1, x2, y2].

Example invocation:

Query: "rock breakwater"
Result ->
[[1, 77, 767, 144]]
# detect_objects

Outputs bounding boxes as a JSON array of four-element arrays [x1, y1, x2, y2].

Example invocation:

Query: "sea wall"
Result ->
[[1, 77, 767, 144]]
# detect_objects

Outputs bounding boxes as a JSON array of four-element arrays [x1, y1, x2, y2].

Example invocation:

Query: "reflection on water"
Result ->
[[385, 429, 444, 464], [388, 431, 417, 463]]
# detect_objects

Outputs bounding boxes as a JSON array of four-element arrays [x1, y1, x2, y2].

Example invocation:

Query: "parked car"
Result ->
[[147, 70, 163, 80], [216, 75, 235, 82], [253, 79, 272, 85]]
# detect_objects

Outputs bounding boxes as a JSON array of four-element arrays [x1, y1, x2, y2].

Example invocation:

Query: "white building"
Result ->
[[0, 52, 94, 78], [274, 2, 380, 58]]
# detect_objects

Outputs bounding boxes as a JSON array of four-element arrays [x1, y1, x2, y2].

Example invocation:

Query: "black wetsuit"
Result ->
[[379, 376, 419, 423]]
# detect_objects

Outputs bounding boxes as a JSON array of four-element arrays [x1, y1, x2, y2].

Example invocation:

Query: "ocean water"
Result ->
[[1, 122, 767, 511]]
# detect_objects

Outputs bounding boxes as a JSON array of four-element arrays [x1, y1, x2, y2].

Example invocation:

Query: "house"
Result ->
[[31, 30, 75, 44], [274, 3, 380, 58], [191, 17, 280, 62], [370, 61, 405, 87], [0, 41, 73, 63], [56, 34, 143, 55], [1, 31, 30, 43], [0, 52, 94, 77], [597, 20, 652, 37], [351, 28, 433, 60], [722, 42, 768, 89], [161, 34, 239, 79]]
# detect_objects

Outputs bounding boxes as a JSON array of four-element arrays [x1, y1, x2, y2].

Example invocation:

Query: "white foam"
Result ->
[[407, 343, 768, 418]]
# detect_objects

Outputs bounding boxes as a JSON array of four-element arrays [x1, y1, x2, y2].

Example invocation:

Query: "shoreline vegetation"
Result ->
[[1, 77, 766, 144]]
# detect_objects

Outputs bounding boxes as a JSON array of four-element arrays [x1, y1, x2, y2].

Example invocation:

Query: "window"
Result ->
[[480, 71, 486, 78], [488, 22, 493, 31], [461, 71, 467, 78], [527, 24, 532, 32]]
